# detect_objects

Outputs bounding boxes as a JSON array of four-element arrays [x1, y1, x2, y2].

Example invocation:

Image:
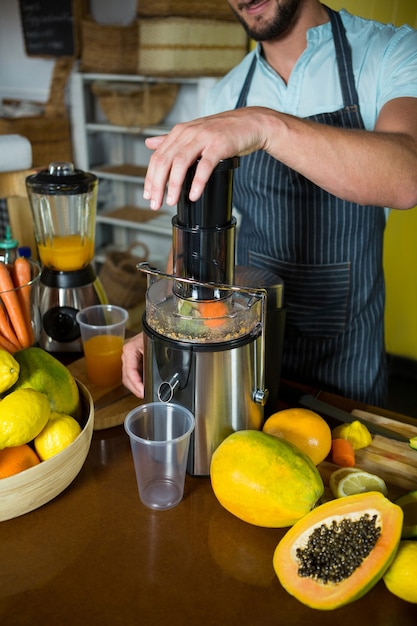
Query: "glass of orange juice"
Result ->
[[76, 305, 128, 387]]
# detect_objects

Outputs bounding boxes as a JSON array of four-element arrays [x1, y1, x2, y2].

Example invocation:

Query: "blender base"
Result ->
[[39, 267, 107, 352]]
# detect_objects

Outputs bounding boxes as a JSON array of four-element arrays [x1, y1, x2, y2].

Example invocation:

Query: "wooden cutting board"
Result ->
[[319, 408, 417, 493], [68, 357, 143, 430]]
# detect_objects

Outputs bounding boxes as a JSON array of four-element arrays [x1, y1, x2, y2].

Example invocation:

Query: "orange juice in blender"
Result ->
[[38, 234, 95, 271]]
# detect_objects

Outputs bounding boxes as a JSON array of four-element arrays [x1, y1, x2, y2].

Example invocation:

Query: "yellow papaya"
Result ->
[[209, 430, 324, 528], [7, 347, 81, 419]]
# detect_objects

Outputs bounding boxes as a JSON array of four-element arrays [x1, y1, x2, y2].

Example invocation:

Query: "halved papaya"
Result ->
[[273, 492, 403, 610]]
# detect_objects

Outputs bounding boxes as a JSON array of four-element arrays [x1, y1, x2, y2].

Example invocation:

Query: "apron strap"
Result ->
[[236, 55, 257, 109], [324, 5, 360, 108]]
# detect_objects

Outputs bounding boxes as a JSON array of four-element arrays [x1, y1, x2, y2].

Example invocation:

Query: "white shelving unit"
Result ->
[[69, 70, 217, 268]]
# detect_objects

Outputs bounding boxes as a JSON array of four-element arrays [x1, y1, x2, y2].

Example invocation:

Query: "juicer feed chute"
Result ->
[[173, 157, 238, 301]]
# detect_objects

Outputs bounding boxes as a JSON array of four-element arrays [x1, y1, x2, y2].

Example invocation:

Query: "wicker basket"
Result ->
[[80, 17, 139, 74], [136, 0, 237, 21], [99, 242, 149, 308], [137, 18, 248, 77], [91, 81, 179, 127]]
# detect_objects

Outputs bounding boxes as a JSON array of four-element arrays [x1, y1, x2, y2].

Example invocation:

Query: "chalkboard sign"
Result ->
[[19, 0, 77, 57]]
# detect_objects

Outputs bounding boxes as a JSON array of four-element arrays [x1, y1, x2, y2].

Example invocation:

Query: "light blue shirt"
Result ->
[[202, 10, 417, 131]]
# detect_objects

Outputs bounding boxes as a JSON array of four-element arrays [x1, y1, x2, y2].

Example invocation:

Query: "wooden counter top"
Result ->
[[1, 380, 416, 624]]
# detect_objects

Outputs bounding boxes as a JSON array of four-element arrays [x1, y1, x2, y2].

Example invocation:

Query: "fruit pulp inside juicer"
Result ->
[[145, 277, 262, 343]]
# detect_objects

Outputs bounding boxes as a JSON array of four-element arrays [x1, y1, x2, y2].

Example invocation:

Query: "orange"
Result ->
[[262, 408, 332, 465], [0, 444, 41, 479]]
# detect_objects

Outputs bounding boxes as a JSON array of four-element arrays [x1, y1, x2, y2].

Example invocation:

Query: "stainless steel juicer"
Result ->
[[141, 158, 285, 476]]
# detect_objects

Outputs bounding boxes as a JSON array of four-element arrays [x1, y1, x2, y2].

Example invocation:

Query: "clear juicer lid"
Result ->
[[144, 269, 264, 344]]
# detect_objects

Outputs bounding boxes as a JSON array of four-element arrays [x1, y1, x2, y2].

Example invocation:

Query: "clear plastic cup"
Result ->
[[124, 402, 195, 510], [76, 304, 128, 386]]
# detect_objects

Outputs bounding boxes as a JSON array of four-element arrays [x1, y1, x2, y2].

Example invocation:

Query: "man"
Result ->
[[122, 0, 417, 405]]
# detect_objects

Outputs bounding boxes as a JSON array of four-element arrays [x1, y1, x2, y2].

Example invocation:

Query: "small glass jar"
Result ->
[[0, 226, 18, 266]]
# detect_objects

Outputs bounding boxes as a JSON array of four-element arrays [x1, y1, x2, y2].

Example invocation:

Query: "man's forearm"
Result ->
[[265, 103, 417, 210]]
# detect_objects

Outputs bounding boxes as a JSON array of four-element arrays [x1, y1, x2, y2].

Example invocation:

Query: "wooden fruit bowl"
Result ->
[[0, 379, 94, 522]]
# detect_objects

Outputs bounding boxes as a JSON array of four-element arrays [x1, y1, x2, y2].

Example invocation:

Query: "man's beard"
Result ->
[[230, 0, 301, 41]]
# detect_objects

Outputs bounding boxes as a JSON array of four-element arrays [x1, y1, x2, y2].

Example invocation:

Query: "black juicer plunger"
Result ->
[[172, 156, 238, 301]]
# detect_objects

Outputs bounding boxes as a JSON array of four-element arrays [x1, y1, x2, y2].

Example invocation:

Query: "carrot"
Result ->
[[199, 300, 229, 329], [0, 331, 21, 353], [331, 438, 355, 467], [0, 262, 31, 349], [11, 257, 34, 346], [0, 301, 21, 351]]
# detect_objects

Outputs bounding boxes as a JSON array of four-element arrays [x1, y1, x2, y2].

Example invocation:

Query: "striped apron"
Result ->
[[234, 8, 387, 405]]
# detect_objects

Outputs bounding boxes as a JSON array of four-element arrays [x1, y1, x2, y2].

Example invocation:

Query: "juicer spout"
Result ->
[[158, 372, 181, 403]]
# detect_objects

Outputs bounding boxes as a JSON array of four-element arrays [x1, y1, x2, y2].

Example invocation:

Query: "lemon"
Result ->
[[334, 469, 388, 498], [34, 411, 82, 460], [0, 349, 20, 394], [329, 467, 363, 498], [332, 420, 372, 450], [0, 389, 50, 449], [384, 541, 417, 603]]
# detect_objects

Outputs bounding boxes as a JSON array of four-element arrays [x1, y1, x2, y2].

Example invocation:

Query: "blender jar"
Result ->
[[26, 162, 98, 272]]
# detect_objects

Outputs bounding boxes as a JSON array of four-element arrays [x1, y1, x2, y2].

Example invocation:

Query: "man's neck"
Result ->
[[261, 1, 329, 84]]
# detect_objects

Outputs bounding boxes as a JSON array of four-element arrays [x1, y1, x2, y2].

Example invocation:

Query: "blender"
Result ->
[[141, 158, 285, 476], [26, 162, 106, 353]]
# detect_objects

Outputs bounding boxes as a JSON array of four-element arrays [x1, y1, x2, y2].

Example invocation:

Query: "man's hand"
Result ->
[[143, 108, 269, 211], [122, 333, 145, 398]]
